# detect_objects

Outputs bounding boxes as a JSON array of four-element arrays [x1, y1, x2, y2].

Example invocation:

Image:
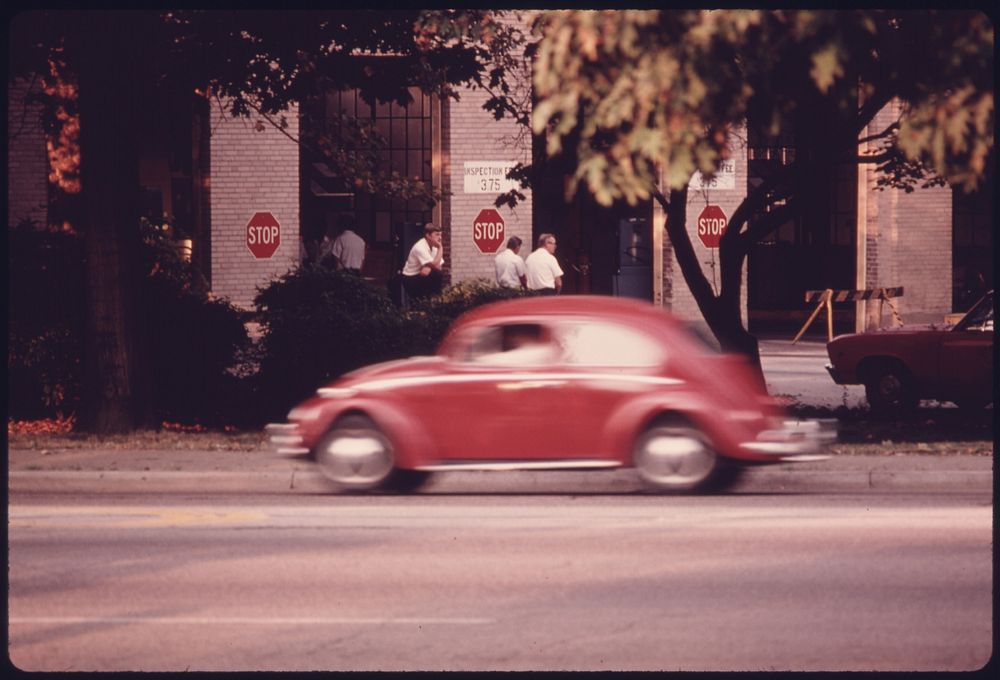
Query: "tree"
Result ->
[[8, 9, 524, 432], [529, 9, 994, 374]]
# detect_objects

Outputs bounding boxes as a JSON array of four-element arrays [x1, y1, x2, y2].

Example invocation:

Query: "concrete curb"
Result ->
[[8, 467, 993, 495]]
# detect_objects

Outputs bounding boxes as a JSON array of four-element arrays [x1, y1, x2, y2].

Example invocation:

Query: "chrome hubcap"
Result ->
[[878, 374, 903, 402], [635, 427, 716, 489], [317, 427, 393, 488]]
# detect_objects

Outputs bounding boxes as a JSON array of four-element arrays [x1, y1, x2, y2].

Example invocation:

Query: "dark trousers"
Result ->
[[402, 270, 443, 301], [532, 287, 557, 296]]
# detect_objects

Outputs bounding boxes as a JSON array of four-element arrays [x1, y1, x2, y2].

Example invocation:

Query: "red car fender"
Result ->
[[352, 399, 439, 469], [299, 397, 438, 470], [598, 391, 748, 464]]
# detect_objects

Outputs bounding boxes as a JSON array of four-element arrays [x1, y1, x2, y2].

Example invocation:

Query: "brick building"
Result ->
[[7, 66, 993, 332]]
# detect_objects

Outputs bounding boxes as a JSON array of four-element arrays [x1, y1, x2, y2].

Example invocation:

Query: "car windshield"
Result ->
[[953, 292, 994, 332]]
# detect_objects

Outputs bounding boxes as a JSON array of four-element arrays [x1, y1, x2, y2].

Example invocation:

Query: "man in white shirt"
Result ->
[[525, 233, 563, 295], [494, 236, 527, 289], [401, 223, 445, 301], [329, 215, 366, 273]]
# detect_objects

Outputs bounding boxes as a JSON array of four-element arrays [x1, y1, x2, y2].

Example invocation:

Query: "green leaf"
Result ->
[[810, 43, 842, 93]]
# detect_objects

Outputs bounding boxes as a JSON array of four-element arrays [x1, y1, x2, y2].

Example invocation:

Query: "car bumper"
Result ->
[[825, 363, 850, 385], [739, 418, 837, 460], [265, 423, 309, 455]]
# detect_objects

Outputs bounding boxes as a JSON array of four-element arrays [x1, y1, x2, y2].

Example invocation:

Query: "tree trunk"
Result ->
[[657, 187, 767, 390], [75, 13, 152, 432]]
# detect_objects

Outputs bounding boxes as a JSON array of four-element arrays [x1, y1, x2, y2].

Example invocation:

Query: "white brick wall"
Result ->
[[444, 15, 534, 285], [7, 77, 49, 229], [864, 100, 953, 324], [209, 101, 300, 310], [665, 127, 749, 326]]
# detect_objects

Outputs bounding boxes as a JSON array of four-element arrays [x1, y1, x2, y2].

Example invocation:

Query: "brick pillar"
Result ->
[[209, 100, 300, 310], [7, 76, 49, 229]]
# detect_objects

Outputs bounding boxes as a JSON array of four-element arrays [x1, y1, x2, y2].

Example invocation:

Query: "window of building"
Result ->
[[301, 87, 434, 250], [952, 171, 994, 311]]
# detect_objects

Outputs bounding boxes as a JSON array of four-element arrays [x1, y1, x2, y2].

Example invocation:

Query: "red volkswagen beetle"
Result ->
[[268, 296, 833, 493]]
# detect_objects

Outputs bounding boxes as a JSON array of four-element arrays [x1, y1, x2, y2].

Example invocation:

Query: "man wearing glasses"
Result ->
[[525, 233, 563, 295]]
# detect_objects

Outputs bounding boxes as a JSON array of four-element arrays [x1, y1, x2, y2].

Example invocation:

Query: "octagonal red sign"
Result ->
[[697, 205, 728, 248], [473, 208, 505, 254], [246, 212, 281, 259]]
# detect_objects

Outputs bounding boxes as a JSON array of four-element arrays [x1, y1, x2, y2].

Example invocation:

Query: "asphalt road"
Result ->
[[8, 491, 992, 672]]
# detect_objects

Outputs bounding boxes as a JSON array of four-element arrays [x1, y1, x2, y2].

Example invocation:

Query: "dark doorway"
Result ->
[[531, 160, 653, 298], [952, 163, 994, 312], [747, 135, 857, 335]]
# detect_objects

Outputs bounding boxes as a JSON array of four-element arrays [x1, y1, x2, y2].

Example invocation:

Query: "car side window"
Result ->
[[559, 321, 664, 367], [459, 323, 560, 367]]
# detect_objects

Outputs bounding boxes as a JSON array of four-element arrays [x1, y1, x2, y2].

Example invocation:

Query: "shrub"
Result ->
[[143, 275, 250, 425], [409, 278, 528, 324], [253, 265, 413, 419], [7, 219, 248, 426], [7, 323, 81, 420]]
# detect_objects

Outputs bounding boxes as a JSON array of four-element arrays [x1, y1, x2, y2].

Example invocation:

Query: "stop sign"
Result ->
[[697, 205, 728, 248], [246, 212, 281, 259], [473, 208, 505, 254]]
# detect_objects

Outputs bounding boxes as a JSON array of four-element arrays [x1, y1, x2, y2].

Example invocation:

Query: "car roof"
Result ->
[[453, 294, 679, 328]]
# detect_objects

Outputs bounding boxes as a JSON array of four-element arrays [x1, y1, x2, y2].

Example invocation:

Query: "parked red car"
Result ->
[[826, 291, 994, 414], [268, 296, 833, 493]]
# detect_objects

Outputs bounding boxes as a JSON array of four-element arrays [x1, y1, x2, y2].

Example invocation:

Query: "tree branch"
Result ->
[[857, 121, 899, 146], [744, 203, 798, 245], [856, 151, 894, 164]]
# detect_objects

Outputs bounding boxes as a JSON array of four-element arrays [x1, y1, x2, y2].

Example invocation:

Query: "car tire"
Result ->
[[864, 364, 918, 416], [632, 419, 740, 493], [314, 414, 427, 492]]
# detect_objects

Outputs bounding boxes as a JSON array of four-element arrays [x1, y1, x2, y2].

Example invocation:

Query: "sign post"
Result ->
[[246, 212, 281, 259], [473, 208, 505, 254], [696, 205, 728, 249]]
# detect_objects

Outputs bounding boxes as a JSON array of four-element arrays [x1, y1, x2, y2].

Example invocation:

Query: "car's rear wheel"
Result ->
[[314, 414, 428, 492], [864, 364, 918, 416], [632, 419, 739, 493]]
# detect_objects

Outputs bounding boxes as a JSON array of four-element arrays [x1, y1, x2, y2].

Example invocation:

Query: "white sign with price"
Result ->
[[464, 161, 518, 194], [689, 159, 736, 191]]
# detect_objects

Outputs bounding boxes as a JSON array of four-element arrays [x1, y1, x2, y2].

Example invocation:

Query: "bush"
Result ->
[[7, 323, 81, 419], [409, 278, 528, 324], [7, 221, 87, 420], [253, 265, 414, 419], [143, 276, 250, 425], [7, 219, 248, 426]]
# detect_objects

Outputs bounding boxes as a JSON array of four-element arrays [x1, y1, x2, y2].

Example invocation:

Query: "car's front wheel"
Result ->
[[314, 414, 428, 492], [632, 419, 739, 493], [864, 364, 918, 416]]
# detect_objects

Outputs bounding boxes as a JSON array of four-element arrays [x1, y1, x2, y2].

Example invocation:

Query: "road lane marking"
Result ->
[[10, 616, 493, 625], [8, 507, 267, 529]]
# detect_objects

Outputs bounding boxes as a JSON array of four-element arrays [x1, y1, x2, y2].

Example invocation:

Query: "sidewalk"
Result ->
[[7, 447, 993, 495]]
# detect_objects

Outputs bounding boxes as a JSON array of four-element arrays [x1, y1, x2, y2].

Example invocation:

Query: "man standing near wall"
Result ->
[[495, 236, 527, 289], [401, 223, 445, 300], [525, 233, 563, 295], [328, 214, 366, 274]]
